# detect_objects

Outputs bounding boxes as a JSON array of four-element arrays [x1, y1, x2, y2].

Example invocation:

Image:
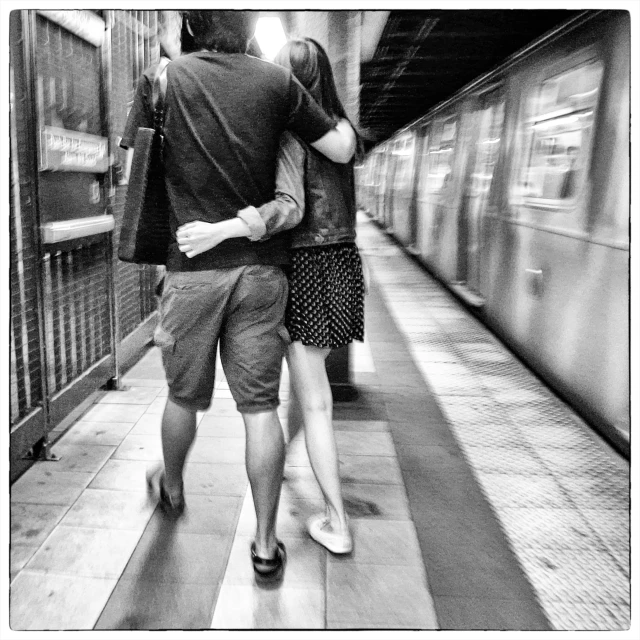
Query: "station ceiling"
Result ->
[[359, 9, 583, 149]]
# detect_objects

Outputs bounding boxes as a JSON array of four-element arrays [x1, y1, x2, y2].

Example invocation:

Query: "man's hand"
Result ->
[[177, 221, 230, 258], [177, 218, 252, 258]]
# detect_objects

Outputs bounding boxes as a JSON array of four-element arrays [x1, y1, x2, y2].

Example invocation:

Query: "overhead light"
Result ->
[[254, 16, 287, 61]]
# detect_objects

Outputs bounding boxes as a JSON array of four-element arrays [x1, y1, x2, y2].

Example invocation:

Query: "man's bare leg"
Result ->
[[161, 398, 197, 499], [242, 409, 286, 558]]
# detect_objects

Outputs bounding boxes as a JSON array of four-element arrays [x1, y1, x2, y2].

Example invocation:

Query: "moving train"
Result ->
[[356, 10, 630, 454]]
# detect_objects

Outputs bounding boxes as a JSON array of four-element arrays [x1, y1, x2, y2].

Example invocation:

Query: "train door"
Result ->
[[456, 89, 505, 300], [416, 116, 458, 271]]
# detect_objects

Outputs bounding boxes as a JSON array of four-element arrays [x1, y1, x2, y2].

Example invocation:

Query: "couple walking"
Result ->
[[121, 11, 364, 584]]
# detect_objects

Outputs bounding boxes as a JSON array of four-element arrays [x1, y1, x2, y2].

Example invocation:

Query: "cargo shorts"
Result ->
[[153, 265, 290, 413]]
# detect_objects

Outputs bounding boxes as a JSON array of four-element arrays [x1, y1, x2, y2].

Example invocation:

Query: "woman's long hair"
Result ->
[[274, 38, 362, 157]]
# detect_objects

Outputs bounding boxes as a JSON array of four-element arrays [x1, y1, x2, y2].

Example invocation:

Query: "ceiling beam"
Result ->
[[360, 11, 391, 62]]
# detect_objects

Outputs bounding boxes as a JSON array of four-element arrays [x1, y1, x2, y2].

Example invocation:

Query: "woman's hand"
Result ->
[[176, 221, 230, 258]]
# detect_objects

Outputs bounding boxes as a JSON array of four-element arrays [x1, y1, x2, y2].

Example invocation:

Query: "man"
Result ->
[[120, 10, 355, 583]]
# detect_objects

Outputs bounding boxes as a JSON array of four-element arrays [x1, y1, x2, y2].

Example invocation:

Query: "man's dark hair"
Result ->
[[182, 10, 258, 54]]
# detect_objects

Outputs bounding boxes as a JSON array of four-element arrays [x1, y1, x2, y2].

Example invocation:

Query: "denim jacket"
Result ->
[[239, 131, 357, 248]]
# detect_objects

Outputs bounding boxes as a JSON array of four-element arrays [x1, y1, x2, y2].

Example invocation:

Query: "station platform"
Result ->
[[9, 214, 631, 632]]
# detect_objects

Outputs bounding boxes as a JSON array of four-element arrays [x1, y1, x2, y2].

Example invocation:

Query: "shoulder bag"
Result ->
[[118, 58, 172, 265]]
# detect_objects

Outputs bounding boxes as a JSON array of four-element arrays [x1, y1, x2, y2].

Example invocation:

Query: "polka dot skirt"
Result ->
[[285, 242, 365, 349]]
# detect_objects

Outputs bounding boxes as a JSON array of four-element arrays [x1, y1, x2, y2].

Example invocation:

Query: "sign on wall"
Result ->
[[39, 126, 109, 173]]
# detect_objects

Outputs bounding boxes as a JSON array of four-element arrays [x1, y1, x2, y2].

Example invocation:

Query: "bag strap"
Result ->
[[151, 57, 170, 132]]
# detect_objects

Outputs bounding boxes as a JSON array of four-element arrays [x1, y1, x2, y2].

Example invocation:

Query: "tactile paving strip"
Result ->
[[438, 398, 528, 449], [515, 547, 630, 606], [496, 398, 579, 428], [460, 445, 549, 476], [519, 422, 597, 451], [416, 362, 474, 377], [404, 324, 447, 336], [463, 348, 514, 364], [477, 369, 546, 392], [409, 349, 461, 363], [405, 334, 456, 349], [553, 474, 630, 512], [535, 446, 627, 476], [429, 309, 469, 320], [579, 509, 630, 575], [437, 395, 513, 424], [540, 599, 630, 631], [439, 321, 495, 337], [475, 473, 574, 510], [419, 373, 486, 397], [492, 388, 555, 405], [496, 507, 606, 552], [449, 425, 526, 449]]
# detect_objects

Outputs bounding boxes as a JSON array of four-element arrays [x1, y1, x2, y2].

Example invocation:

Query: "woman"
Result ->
[[177, 38, 364, 555]]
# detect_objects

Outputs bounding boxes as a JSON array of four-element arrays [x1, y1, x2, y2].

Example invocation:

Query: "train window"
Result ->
[[424, 119, 457, 194], [514, 59, 603, 208]]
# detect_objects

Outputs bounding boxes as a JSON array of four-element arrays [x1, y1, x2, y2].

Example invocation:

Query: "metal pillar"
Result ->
[[19, 11, 57, 460]]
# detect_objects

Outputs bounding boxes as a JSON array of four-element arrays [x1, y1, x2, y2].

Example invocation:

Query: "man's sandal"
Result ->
[[250, 541, 286, 585]]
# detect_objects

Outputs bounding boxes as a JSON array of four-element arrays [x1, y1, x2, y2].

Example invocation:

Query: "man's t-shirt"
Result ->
[[121, 51, 335, 271]]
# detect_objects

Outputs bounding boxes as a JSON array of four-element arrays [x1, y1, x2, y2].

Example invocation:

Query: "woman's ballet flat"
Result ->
[[307, 514, 353, 554]]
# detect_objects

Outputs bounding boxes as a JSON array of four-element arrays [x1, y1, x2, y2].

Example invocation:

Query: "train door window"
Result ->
[[391, 139, 403, 190], [514, 59, 603, 210], [393, 133, 416, 191], [388, 140, 401, 186], [365, 154, 375, 187], [469, 95, 504, 198], [416, 126, 430, 195], [424, 118, 457, 194], [373, 149, 385, 186], [379, 146, 391, 190]]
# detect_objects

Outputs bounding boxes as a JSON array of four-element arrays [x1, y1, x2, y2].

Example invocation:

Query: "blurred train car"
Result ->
[[357, 10, 630, 454]]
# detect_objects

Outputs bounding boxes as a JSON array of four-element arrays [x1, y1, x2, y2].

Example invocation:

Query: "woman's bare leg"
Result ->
[[285, 381, 303, 445], [287, 341, 348, 532]]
